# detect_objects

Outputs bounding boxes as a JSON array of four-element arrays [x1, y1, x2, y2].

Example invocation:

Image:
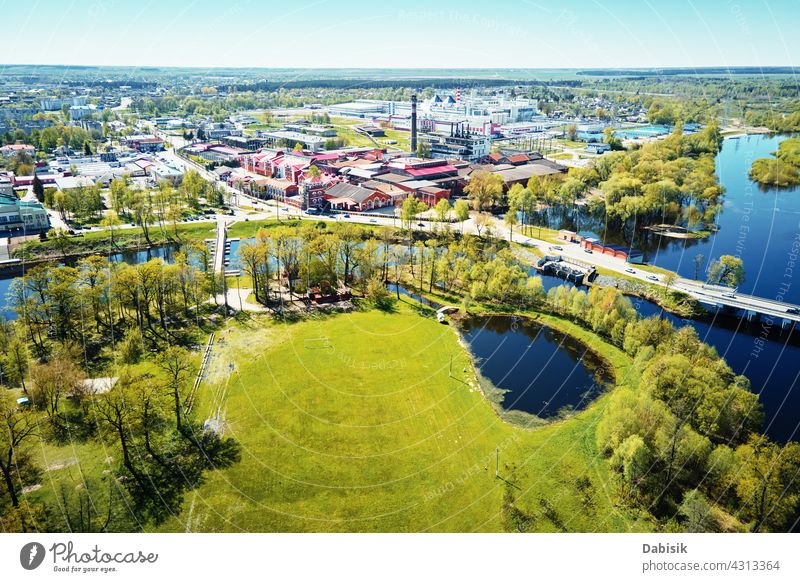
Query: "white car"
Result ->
[[646, 274, 659, 281], [624, 268, 636, 274]]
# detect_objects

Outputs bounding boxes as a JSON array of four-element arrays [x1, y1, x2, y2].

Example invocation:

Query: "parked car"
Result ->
[[343, 213, 351, 218], [369, 219, 377, 223], [417, 222, 425, 227], [584, 248, 593, 254], [625, 268, 636, 274], [550, 245, 563, 251], [647, 275, 659, 281]]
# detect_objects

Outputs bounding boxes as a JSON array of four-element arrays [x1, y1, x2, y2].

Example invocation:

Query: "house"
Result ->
[[324, 182, 391, 211], [0, 144, 35, 159]]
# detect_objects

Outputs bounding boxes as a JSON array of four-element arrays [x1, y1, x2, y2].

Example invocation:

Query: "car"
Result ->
[[417, 222, 425, 227], [646, 274, 659, 281], [369, 219, 377, 223], [625, 268, 636, 274], [722, 293, 736, 299], [786, 307, 799, 314], [343, 213, 351, 218], [551, 245, 563, 251], [584, 248, 593, 254]]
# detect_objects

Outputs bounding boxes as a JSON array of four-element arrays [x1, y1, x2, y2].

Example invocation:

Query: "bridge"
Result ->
[[672, 280, 800, 325]]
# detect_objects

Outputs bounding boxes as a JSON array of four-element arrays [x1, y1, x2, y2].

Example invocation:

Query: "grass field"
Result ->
[[151, 302, 651, 533]]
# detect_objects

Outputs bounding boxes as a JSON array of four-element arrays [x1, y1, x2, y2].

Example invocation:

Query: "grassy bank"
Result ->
[[12, 222, 218, 262], [146, 303, 650, 532]]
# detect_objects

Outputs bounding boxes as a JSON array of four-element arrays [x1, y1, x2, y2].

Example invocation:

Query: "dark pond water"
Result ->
[[460, 315, 613, 419]]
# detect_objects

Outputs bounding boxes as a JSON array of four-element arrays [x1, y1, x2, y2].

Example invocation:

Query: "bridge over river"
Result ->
[[672, 280, 800, 325]]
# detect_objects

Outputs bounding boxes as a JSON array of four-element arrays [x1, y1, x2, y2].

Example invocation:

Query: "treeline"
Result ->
[[0, 250, 238, 531], [237, 221, 545, 309], [591, 123, 724, 232], [546, 284, 799, 532], [5, 124, 99, 153]]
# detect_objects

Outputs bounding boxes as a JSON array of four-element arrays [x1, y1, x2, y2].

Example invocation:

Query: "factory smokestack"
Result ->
[[410, 94, 418, 155]]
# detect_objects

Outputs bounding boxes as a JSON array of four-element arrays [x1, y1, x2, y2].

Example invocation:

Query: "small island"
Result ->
[[749, 137, 800, 188]]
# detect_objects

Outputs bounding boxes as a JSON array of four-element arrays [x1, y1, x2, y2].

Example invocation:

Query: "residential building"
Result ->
[[0, 194, 50, 235], [0, 144, 35, 159]]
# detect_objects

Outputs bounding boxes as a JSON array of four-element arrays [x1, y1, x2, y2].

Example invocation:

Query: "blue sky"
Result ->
[[1, 0, 798, 69]]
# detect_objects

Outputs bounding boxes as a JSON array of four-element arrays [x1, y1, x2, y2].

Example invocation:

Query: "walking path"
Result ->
[[213, 217, 226, 274]]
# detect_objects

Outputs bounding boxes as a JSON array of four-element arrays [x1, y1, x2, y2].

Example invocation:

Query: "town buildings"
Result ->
[[0, 192, 50, 236]]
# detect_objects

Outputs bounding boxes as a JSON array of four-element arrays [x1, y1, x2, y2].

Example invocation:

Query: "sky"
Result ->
[[1, 0, 798, 70]]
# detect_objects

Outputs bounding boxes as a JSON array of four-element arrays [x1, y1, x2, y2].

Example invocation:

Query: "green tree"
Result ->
[[453, 199, 470, 234], [416, 140, 431, 158], [734, 435, 800, 532], [32, 175, 45, 202], [0, 392, 38, 507], [464, 171, 503, 211], [707, 255, 745, 287]]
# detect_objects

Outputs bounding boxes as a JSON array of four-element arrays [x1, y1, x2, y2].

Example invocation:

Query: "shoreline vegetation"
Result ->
[[749, 137, 800, 188], [2, 197, 799, 533]]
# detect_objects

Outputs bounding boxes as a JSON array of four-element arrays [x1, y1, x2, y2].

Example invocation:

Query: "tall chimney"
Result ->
[[410, 94, 418, 154]]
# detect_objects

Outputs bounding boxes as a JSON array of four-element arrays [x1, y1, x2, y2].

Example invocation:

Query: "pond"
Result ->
[[460, 315, 613, 420]]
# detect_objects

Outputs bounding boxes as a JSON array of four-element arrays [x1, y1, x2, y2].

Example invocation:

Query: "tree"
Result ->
[[306, 165, 321, 180], [0, 392, 38, 507], [679, 489, 720, 532], [293, 142, 304, 153], [156, 346, 195, 435], [32, 175, 45, 203], [453, 199, 470, 234], [365, 275, 393, 310], [28, 353, 85, 422], [694, 254, 704, 280], [83, 140, 92, 155], [416, 140, 431, 158], [503, 209, 519, 241], [100, 211, 122, 246], [434, 198, 451, 223], [566, 124, 578, 141], [707, 255, 745, 287], [400, 195, 426, 231], [662, 271, 678, 293], [464, 171, 503, 211], [474, 212, 491, 237], [734, 435, 800, 532], [1, 338, 30, 392]]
